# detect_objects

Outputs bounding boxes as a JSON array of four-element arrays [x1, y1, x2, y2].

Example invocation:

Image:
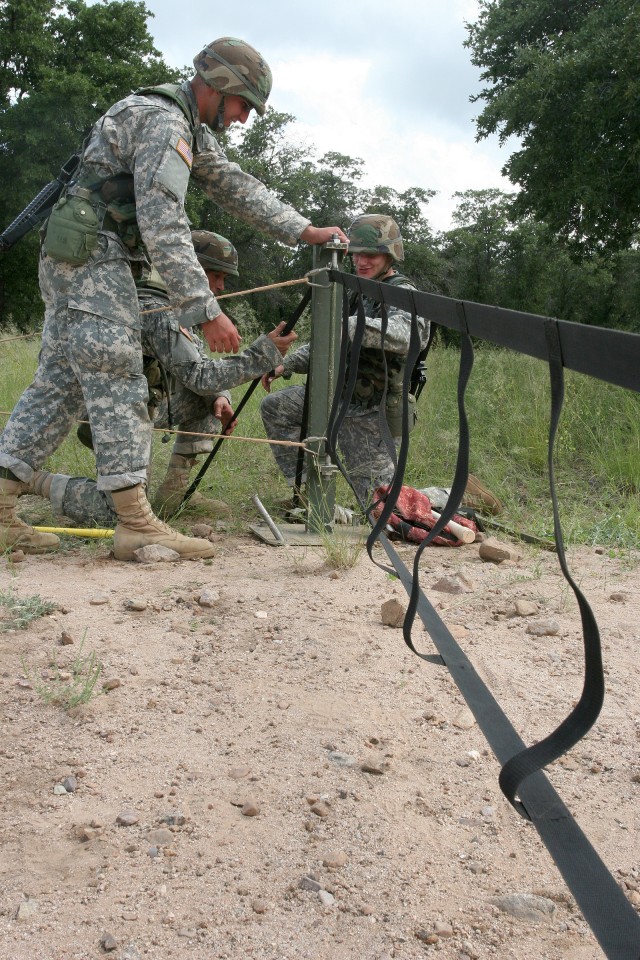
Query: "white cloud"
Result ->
[[92, 0, 518, 231], [271, 53, 514, 232]]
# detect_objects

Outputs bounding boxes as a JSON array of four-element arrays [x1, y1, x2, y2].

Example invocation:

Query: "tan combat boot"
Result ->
[[153, 454, 231, 520], [463, 474, 503, 516], [111, 484, 216, 561], [20, 470, 54, 498], [0, 476, 60, 553]]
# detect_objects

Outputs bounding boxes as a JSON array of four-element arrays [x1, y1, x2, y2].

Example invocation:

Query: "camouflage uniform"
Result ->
[[0, 78, 308, 492], [48, 287, 284, 526], [260, 271, 429, 503]]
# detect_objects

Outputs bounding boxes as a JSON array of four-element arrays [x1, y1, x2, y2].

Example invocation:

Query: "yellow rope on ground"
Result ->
[[33, 526, 113, 538]]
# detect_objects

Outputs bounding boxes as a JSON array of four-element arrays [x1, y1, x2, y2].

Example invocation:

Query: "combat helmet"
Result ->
[[347, 214, 404, 263], [193, 37, 272, 116], [191, 230, 239, 276]]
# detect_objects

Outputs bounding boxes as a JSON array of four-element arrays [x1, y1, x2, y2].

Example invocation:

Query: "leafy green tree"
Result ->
[[0, 0, 176, 329], [609, 251, 640, 333], [466, 0, 640, 251], [441, 188, 640, 333], [442, 189, 517, 305], [190, 110, 444, 333]]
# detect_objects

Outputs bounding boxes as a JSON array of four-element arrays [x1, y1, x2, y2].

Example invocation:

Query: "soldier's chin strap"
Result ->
[[211, 94, 226, 132]]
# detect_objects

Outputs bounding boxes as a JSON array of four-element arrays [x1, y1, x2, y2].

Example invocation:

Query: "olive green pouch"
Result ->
[[385, 393, 417, 437], [43, 191, 99, 265]]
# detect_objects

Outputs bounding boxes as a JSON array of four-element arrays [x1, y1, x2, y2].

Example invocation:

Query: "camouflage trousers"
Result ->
[[260, 385, 399, 504], [0, 238, 151, 491], [51, 395, 223, 528], [47, 475, 117, 527], [37, 298, 285, 525]]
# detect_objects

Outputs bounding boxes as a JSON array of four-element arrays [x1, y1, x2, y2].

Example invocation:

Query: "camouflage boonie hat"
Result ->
[[193, 37, 272, 116], [347, 214, 404, 262], [191, 230, 239, 276]]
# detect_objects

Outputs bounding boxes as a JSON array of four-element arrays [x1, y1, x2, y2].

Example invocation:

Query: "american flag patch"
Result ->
[[175, 136, 193, 168]]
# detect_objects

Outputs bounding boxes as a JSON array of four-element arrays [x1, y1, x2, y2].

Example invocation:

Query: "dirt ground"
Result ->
[[0, 519, 638, 960]]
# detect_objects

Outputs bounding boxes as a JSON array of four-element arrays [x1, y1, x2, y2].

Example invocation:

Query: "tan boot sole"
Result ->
[[113, 528, 216, 561], [0, 528, 60, 554]]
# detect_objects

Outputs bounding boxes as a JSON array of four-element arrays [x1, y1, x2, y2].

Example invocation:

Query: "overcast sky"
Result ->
[[137, 0, 516, 232]]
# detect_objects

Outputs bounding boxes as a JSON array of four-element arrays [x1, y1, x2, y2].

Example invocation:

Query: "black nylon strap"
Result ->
[[326, 281, 366, 459], [401, 303, 475, 658], [330, 271, 640, 393], [364, 292, 426, 570], [379, 534, 640, 960], [498, 320, 606, 816], [325, 269, 640, 959]]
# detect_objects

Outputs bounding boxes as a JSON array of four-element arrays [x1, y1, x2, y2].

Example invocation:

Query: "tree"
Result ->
[[0, 0, 177, 328], [440, 188, 640, 332], [442, 189, 518, 305], [466, 0, 640, 251], [190, 110, 445, 333], [1, 6, 444, 333]]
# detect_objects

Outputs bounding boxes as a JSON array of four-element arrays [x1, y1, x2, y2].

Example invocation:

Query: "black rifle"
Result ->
[[0, 152, 81, 253], [177, 288, 312, 511]]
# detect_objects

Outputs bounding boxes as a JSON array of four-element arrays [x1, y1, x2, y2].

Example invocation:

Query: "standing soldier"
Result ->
[[25, 229, 297, 527], [260, 213, 429, 504], [0, 36, 347, 559]]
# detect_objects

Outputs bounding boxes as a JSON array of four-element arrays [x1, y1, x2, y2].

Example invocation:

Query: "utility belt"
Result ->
[[42, 183, 141, 265]]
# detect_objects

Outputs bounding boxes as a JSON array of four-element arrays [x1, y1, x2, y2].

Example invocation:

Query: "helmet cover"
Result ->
[[193, 37, 272, 116], [347, 213, 404, 262], [191, 229, 239, 276]]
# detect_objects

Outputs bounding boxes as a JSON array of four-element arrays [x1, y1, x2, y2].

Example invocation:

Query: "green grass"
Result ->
[[21, 634, 103, 710], [1, 333, 638, 551], [0, 588, 57, 631]]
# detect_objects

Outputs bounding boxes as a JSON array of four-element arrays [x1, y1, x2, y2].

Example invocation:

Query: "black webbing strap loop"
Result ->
[[292, 382, 310, 506], [179, 288, 312, 509], [324, 271, 640, 958], [363, 293, 424, 574], [498, 320, 606, 817], [373, 297, 399, 468], [400, 301, 475, 659], [380, 533, 640, 960]]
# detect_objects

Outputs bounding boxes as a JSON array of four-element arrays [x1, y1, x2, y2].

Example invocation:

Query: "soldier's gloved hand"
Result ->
[[261, 364, 285, 393], [267, 321, 297, 357], [202, 312, 241, 354]]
